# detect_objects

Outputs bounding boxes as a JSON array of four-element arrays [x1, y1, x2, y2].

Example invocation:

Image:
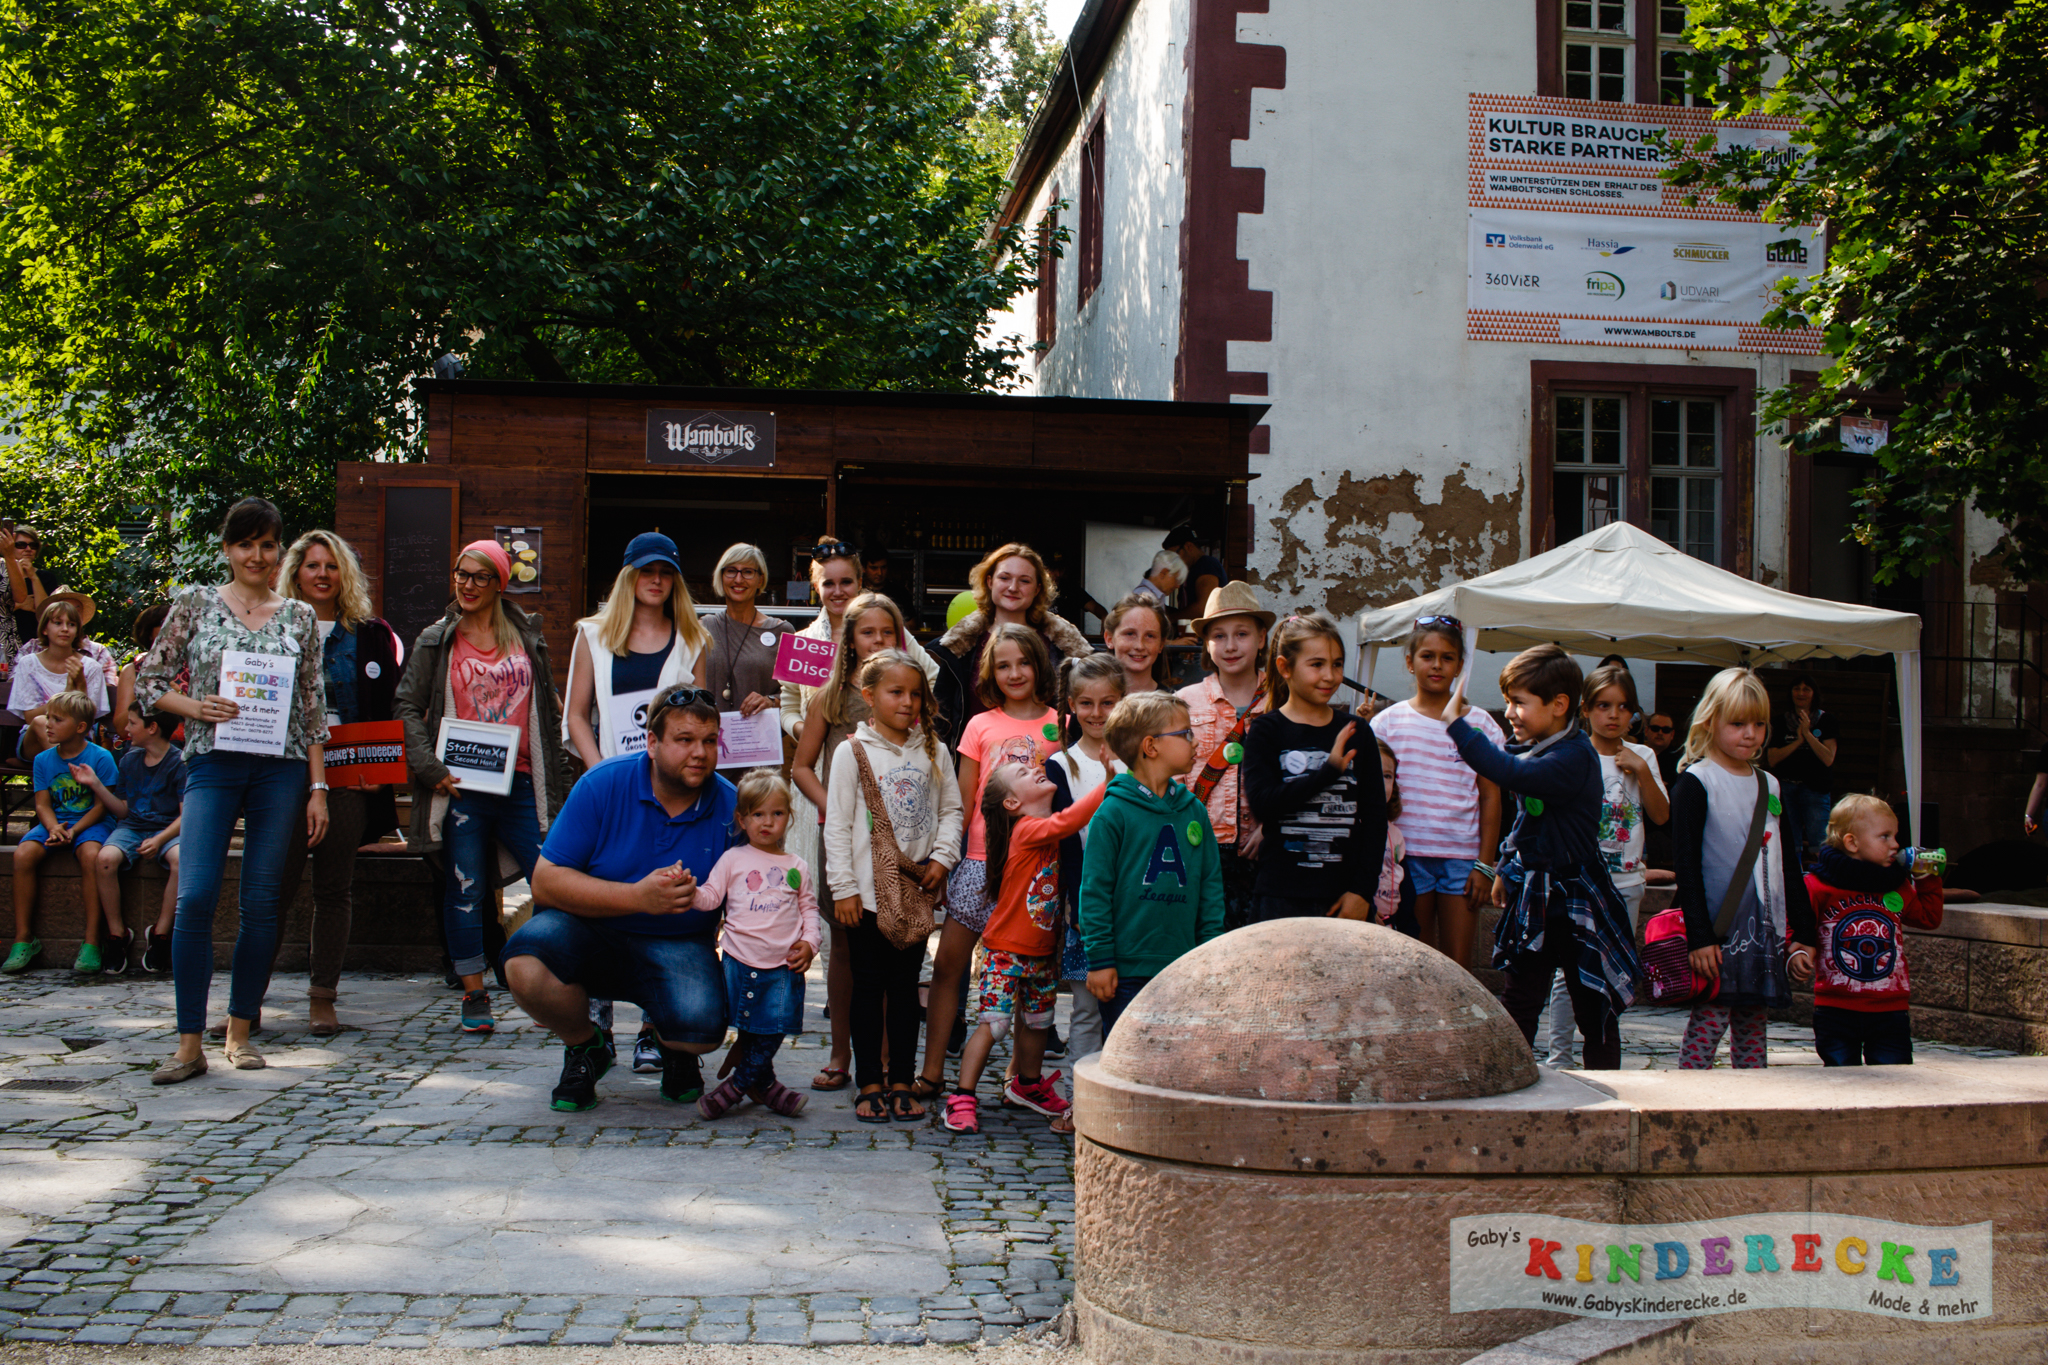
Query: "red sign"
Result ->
[[325, 720, 408, 788], [772, 631, 836, 688]]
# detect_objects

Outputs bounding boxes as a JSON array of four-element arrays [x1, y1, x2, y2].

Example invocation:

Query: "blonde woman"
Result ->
[[270, 530, 403, 1036], [703, 542, 791, 716], [393, 540, 568, 1037], [563, 533, 709, 769]]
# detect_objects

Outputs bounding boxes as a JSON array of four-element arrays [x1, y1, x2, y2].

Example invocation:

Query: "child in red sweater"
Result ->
[[1805, 794, 1943, 1066], [944, 757, 1107, 1135]]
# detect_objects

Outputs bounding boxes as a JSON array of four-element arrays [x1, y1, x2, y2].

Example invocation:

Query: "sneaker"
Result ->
[[550, 1037, 613, 1112], [632, 1028, 663, 1074], [659, 1048, 704, 1104], [940, 1090, 980, 1134], [72, 943, 103, 975], [141, 926, 172, 974], [459, 990, 494, 1033], [100, 932, 132, 977], [2, 940, 38, 974], [1044, 1025, 1067, 1059], [599, 1029, 617, 1064], [1003, 1073, 1072, 1121]]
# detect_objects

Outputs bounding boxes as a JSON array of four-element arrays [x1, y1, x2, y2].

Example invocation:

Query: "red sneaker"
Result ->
[[940, 1091, 980, 1134], [1002, 1074, 1070, 1119]]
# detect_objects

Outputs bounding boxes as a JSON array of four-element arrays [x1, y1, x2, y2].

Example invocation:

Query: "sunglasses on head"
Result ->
[[1415, 614, 1465, 633], [814, 541, 856, 561]]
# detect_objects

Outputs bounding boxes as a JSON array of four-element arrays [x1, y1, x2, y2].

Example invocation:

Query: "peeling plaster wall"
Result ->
[[1226, 0, 1794, 615], [1001, 0, 1190, 402]]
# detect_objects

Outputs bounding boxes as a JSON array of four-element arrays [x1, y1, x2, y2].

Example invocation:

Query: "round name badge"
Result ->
[[760, 632, 775, 646], [1223, 741, 1244, 765], [1524, 797, 1547, 817], [1186, 822, 1203, 845], [364, 661, 381, 679], [1882, 891, 1905, 914], [1043, 723, 1060, 741], [786, 867, 802, 890]]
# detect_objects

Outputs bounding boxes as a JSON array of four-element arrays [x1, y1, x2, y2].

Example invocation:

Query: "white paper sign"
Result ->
[[1448, 1212, 1991, 1322], [436, 717, 522, 796], [716, 708, 783, 770], [609, 687, 657, 757], [215, 650, 298, 756], [1840, 415, 1890, 454]]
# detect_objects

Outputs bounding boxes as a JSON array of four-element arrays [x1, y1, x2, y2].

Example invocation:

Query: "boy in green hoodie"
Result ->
[[1080, 692, 1226, 1037]]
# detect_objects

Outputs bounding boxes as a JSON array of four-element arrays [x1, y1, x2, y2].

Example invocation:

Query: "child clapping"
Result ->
[[693, 770, 819, 1119]]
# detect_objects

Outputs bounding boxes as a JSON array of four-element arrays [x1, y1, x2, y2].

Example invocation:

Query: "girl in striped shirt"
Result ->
[[1367, 617, 1502, 973]]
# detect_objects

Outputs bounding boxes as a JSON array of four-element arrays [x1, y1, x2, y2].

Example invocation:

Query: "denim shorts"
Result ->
[[723, 957, 805, 1036], [1408, 856, 1477, 896], [106, 823, 179, 869], [504, 909, 729, 1046], [21, 818, 116, 849]]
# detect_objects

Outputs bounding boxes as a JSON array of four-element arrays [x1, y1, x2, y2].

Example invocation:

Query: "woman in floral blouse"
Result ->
[[136, 498, 329, 1084]]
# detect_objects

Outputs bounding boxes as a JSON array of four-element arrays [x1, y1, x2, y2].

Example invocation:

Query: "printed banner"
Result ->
[[772, 631, 837, 688], [609, 688, 656, 758], [1449, 1213, 1991, 1322], [1467, 93, 1822, 353], [323, 720, 407, 788], [493, 526, 542, 593], [1468, 208, 1824, 353], [214, 650, 297, 757]]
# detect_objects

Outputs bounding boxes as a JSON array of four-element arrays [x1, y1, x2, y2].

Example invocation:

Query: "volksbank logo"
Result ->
[[1486, 233, 1508, 247], [1672, 241, 1731, 263], [1585, 271, 1625, 300], [1766, 239, 1810, 265]]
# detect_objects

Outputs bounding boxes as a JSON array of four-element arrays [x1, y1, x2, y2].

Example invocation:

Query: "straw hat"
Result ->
[[1190, 581, 1273, 635], [46, 587, 95, 628]]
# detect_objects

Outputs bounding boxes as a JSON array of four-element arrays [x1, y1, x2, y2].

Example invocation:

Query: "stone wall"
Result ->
[[1, 843, 446, 972]]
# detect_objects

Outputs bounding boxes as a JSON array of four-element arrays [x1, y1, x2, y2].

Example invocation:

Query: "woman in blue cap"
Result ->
[[562, 532, 710, 771], [560, 532, 712, 1070]]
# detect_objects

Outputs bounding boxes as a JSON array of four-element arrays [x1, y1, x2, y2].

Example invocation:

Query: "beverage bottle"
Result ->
[[1895, 846, 1946, 878]]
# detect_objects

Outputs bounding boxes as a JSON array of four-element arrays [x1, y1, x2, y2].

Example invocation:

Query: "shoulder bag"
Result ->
[[1641, 770, 1770, 1004], [850, 741, 939, 949]]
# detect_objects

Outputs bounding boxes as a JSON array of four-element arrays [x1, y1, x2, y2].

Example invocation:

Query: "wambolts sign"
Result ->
[[646, 409, 776, 467]]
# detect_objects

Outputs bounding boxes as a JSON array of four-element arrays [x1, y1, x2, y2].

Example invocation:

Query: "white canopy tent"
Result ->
[[1356, 522, 1926, 836]]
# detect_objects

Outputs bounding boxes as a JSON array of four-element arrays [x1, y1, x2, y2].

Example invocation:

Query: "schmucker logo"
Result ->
[[645, 409, 777, 468]]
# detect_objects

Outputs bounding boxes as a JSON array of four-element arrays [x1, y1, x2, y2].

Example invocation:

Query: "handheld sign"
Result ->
[[717, 709, 784, 769], [324, 721, 408, 788], [214, 650, 297, 756], [436, 717, 521, 796], [772, 632, 836, 689], [608, 688, 657, 757]]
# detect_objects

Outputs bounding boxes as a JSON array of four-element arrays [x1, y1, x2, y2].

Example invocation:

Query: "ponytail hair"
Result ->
[[1264, 610, 1345, 709], [856, 648, 942, 769], [1055, 652, 1126, 775], [979, 766, 1020, 905]]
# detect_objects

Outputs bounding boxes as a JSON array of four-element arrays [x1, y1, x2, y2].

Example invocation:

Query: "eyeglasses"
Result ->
[[452, 568, 498, 588], [1150, 728, 1194, 742], [721, 565, 761, 578], [1415, 614, 1465, 633]]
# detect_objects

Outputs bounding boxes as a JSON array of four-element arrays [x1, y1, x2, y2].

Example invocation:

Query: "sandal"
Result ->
[[906, 1074, 944, 1104], [758, 1082, 808, 1117], [811, 1065, 851, 1092], [888, 1086, 926, 1122], [854, 1089, 891, 1124], [1049, 1112, 1076, 1135], [696, 1077, 746, 1121]]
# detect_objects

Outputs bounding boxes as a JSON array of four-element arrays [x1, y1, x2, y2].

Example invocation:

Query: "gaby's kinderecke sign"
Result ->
[[1449, 1214, 1992, 1322]]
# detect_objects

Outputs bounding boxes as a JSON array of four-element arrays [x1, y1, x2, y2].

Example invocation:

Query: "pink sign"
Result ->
[[773, 631, 837, 687]]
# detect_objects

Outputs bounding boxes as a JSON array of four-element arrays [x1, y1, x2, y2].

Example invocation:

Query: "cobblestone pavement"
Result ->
[[0, 967, 2015, 1351]]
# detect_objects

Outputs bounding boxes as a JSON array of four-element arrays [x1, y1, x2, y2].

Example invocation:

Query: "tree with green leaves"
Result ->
[[0, 0, 1043, 593], [1663, 0, 2047, 584], [951, 0, 1061, 169]]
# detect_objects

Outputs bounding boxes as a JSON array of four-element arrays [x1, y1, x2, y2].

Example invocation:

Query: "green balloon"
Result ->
[[946, 590, 979, 630]]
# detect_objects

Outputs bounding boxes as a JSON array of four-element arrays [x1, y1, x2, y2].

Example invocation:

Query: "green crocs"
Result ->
[[3, 940, 40, 974], [72, 943, 103, 975]]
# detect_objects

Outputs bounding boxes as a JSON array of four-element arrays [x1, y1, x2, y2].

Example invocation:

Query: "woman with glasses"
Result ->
[[394, 540, 569, 1036], [703, 543, 792, 719], [8, 523, 51, 655]]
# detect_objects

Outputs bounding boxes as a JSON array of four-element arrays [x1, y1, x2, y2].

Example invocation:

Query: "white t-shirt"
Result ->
[[1597, 740, 1669, 887], [1053, 745, 1111, 851], [1370, 700, 1504, 859]]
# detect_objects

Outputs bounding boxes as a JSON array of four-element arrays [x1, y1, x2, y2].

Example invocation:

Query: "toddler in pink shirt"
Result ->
[[693, 770, 820, 1119]]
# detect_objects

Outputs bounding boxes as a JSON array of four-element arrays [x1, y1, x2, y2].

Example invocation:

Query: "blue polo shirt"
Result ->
[[537, 752, 740, 937]]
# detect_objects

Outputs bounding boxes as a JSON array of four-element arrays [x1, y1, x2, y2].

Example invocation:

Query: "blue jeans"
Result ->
[[1097, 974, 1153, 1041], [503, 909, 729, 1045], [1813, 1005, 1913, 1066], [1781, 780, 1832, 868], [442, 774, 544, 977], [172, 751, 309, 1035]]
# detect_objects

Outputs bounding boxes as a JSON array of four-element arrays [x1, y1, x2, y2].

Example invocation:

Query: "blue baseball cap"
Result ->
[[624, 532, 681, 573]]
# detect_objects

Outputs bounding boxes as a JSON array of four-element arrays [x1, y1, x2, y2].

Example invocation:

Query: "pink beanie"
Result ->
[[458, 539, 514, 588]]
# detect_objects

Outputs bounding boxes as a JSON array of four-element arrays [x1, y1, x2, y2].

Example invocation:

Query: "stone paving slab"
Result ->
[[0, 962, 2014, 1350]]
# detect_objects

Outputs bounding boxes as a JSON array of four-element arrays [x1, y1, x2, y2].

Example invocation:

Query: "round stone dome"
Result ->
[[1099, 918, 1537, 1103]]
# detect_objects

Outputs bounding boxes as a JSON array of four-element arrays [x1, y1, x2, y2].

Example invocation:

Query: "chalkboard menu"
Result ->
[[380, 483, 458, 653]]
